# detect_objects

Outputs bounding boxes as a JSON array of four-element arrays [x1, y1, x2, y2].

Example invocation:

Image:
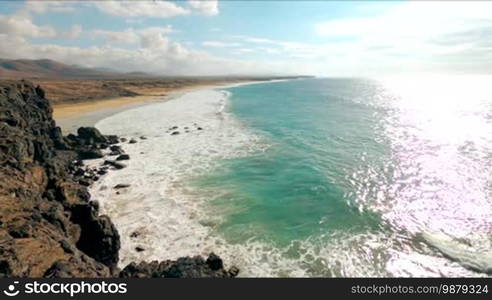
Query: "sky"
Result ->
[[0, 0, 491, 77]]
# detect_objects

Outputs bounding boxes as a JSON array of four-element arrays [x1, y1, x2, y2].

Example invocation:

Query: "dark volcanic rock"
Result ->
[[119, 253, 237, 278], [73, 212, 120, 268], [128, 139, 137, 144], [0, 80, 118, 277], [206, 252, 223, 271], [114, 184, 130, 189], [78, 179, 92, 187], [78, 148, 104, 160], [171, 131, 180, 135], [77, 127, 107, 144], [109, 145, 123, 154], [105, 135, 119, 145], [0, 80, 237, 278], [104, 160, 126, 169], [116, 154, 130, 161]]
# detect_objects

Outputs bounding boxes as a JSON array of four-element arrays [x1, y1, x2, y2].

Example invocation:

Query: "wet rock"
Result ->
[[116, 154, 130, 161], [73, 168, 85, 177], [109, 145, 123, 153], [103, 160, 126, 169], [206, 253, 223, 270], [105, 135, 119, 145], [228, 266, 240, 277], [114, 184, 130, 189], [119, 253, 237, 278], [78, 179, 92, 187], [90, 200, 100, 213], [111, 162, 126, 170], [72, 209, 120, 268], [77, 127, 107, 144], [78, 148, 103, 160]]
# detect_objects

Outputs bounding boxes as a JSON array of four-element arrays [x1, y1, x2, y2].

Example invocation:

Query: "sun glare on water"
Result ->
[[372, 74, 492, 239]]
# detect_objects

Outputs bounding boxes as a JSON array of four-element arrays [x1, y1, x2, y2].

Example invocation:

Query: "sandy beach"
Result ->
[[53, 82, 251, 133], [53, 79, 289, 133]]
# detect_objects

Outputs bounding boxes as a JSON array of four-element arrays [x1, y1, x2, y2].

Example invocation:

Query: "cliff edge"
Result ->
[[0, 80, 236, 278]]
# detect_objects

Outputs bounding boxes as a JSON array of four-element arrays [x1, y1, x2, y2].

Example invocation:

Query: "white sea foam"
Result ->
[[88, 84, 486, 277], [90, 88, 273, 269]]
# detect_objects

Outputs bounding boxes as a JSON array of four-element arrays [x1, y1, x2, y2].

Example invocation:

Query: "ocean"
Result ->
[[91, 77, 492, 277]]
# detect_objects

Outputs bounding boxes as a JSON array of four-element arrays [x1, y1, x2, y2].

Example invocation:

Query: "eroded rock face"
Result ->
[[0, 80, 118, 277], [0, 80, 238, 278]]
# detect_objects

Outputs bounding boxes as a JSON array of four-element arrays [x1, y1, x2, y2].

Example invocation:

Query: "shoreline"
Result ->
[[0, 80, 237, 277], [53, 79, 291, 133], [87, 80, 281, 274], [59, 78, 292, 275]]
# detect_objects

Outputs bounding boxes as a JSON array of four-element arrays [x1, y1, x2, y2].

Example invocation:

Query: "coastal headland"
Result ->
[[0, 79, 241, 277]]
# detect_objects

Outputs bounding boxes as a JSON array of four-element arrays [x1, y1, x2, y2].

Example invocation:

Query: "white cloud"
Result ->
[[202, 41, 241, 48], [2, 1, 492, 77], [314, 2, 492, 52], [92, 0, 220, 19], [94, 0, 190, 18], [62, 24, 83, 39], [225, 2, 492, 76], [0, 14, 57, 38], [315, 4, 489, 42], [188, 0, 219, 16], [0, 32, 300, 76], [94, 26, 175, 45], [24, 1, 76, 14]]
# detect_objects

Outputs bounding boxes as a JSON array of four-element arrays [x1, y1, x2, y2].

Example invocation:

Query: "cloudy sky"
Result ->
[[0, 0, 491, 77]]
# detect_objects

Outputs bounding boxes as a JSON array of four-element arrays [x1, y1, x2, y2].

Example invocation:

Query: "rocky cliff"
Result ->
[[0, 80, 236, 278]]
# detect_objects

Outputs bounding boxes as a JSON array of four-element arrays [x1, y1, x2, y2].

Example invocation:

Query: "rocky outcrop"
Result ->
[[0, 80, 117, 277], [0, 80, 237, 278], [119, 254, 239, 278]]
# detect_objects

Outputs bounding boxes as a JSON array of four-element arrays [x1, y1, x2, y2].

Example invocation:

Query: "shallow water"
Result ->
[[91, 77, 492, 277]]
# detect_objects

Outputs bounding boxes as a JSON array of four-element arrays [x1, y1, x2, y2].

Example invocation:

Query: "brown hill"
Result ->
[[0, 59, 150, 79]]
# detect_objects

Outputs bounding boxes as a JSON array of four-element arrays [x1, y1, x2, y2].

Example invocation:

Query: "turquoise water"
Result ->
[[193, 77, 492, 276]]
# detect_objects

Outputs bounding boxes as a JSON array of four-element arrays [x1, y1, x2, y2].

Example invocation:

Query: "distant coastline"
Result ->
[[52, 77, 304, 133]]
